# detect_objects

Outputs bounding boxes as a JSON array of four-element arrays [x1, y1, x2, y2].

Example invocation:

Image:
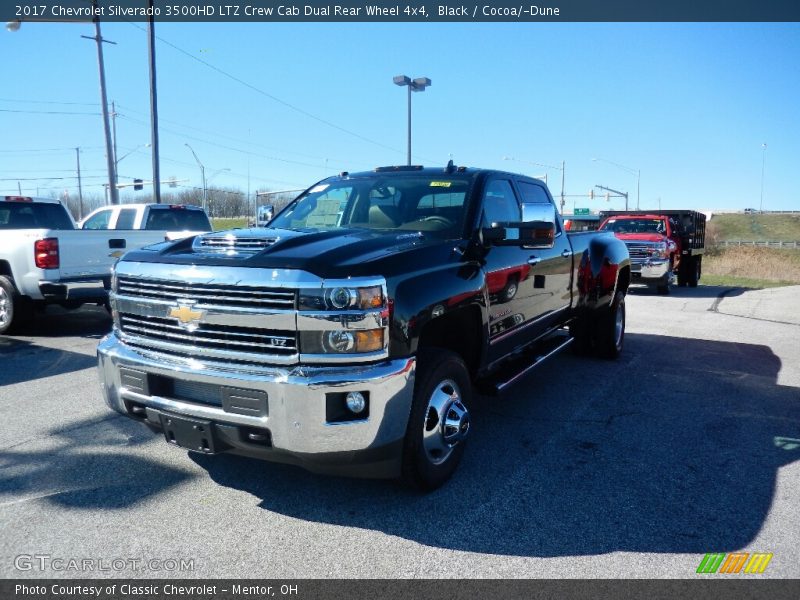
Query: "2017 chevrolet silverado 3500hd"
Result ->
[[97, 165, 630, 489]]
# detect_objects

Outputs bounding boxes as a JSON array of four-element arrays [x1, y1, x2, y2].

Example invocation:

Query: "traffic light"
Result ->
[[133, 178, 143, 191]]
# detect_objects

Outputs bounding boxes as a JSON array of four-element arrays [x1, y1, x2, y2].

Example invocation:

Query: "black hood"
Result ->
[[121, 227, 459, 279]]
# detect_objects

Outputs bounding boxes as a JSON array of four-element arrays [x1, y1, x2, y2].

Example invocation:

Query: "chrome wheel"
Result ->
[[0, 285, 10, 331], [614, 297, 625, 350], [504, 280, 518, 301], [422, 378, 470, 465]]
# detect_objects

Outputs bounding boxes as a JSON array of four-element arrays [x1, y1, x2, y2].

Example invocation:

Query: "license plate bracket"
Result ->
[[159, 413, 216, 454]]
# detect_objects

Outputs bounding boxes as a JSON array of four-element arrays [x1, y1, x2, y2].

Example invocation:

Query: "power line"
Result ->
[[116, 113, 334, 170], [0, 176, 110, 181], [0, 97, 99, 107], [126, 21, 405, 156], [0, 108, 100, 116], [0, 146, 105, 153], [115, 101, 352, 167]]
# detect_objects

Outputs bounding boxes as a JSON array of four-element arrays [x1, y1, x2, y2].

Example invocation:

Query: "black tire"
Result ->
[[402, 349, 472, 491], [594, 291, 626, 360], [676, 257, 688, 287], [656, 281, 670, 295], [688, 257, 700, 287]]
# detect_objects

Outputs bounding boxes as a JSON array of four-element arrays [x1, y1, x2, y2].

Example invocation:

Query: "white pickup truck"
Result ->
[[78, 202, 212, 241], [0, 196, 211, 334]]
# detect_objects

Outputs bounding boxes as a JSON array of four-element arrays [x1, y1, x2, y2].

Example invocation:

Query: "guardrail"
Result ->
[[719, 240, 800, 248]]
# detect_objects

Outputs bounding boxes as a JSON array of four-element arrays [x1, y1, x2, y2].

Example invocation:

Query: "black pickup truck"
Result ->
[[97, 165, 630, 489]]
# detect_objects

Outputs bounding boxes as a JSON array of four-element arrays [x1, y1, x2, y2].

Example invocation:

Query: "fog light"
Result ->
[[346, 392, 366, 414], [324, 330, 355, 352]]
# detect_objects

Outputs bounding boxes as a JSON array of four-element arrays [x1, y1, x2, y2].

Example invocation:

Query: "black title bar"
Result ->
[[4, 0, 800, 23]]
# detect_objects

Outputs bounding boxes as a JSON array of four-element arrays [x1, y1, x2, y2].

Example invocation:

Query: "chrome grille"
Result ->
[[117, 277, 296, 310], [625, 243, 653, 260], [119, 314, 297, 357], [196, 235, 278, 253]]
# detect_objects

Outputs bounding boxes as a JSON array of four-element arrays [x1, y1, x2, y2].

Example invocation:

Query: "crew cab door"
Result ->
[[514, 178, 572, 323], [480, 176, 548, 362]]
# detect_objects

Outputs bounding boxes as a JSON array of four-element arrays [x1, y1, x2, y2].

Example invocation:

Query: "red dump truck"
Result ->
[[598, 210, 706, 294]]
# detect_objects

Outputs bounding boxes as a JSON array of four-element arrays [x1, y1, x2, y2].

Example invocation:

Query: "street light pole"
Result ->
[[393, 75, 431, 166], [185, 144, 207, 212]]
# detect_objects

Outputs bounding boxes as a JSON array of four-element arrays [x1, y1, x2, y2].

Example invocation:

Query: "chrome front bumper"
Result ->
[[631, 258, 671, 281], [97, 333, 416, 478]]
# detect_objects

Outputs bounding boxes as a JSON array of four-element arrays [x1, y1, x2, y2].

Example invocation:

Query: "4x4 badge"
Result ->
[[169, 301, 204, 331]]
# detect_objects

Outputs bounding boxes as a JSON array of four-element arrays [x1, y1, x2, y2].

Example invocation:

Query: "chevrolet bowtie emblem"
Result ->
[[169, 302, 204, 330]]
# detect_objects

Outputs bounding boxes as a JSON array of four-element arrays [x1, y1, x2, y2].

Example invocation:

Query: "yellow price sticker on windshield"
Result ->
[[429, 181, 452, 187]]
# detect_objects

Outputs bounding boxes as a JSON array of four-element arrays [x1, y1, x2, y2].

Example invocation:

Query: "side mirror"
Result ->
[[482, 221, 556, 248]]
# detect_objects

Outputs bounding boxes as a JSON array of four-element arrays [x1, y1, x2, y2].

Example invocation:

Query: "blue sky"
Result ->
[[2, 21, 798, 213]]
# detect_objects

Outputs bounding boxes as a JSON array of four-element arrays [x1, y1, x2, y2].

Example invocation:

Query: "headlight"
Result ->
[[300, 329, 385, 354], [647, 242, 668, 258], [300, 285, 384, 311]]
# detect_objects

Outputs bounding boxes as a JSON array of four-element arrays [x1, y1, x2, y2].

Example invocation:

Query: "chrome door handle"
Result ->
[[528, 256, 541, 266], [561, 250, 572, 258]]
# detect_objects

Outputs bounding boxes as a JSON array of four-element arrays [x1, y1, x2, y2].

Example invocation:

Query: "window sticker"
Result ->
[[309, 184, 329, 193], [429, 181, 452, 188]]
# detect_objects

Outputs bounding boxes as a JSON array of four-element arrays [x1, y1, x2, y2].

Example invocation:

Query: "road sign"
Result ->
[[574, 208, 590, 215]]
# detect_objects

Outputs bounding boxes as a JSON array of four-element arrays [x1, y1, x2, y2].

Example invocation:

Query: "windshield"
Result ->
[[0, 202, 74, 230], [600, 218, 665, 235], [269, 175, 472, 237]]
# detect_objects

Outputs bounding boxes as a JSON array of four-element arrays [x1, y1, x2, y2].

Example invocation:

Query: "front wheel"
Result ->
[[0, 276, 20, 335], [402, 349, 472, 491], [501, 276, 519, 302], [594, 290, 626, 359]]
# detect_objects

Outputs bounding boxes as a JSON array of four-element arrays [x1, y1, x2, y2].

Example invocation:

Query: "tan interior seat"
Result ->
[[368, 204, 401, 228]]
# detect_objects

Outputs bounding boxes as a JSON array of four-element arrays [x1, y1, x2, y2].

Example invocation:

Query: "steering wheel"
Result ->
[[420, 215, 453, 226]]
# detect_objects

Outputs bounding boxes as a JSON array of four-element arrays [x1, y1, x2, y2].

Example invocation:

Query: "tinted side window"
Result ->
[[115, 209, 137, 230], [83, 209, 112, 230], [517, 180, 552, 204], [481, 179, 519, 226]]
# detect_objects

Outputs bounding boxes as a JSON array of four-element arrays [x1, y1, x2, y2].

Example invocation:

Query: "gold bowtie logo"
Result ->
[[169, 303, 204, 328]]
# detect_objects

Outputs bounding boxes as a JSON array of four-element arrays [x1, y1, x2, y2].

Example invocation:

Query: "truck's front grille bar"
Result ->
[[120, 314, 298, 357], [117, 277, 296, 310], [625, 243, 655, 260]]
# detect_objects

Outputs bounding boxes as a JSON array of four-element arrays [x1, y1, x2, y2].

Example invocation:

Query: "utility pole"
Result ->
[[111, 100, 118, 187], [82, 0, 118, 205], [560, 160, 566, 215], [760, 143, 767, 212], [148, 1, 162, 203], [75, 147, 84, 219]]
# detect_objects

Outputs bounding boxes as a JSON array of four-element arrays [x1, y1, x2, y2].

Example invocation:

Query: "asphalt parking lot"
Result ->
[[1, 285, 799, 579]]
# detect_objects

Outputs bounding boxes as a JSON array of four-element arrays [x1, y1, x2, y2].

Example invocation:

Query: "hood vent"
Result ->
[[194, 233, 279, 254]]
